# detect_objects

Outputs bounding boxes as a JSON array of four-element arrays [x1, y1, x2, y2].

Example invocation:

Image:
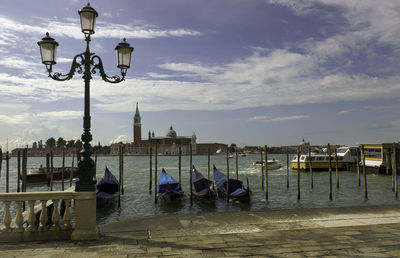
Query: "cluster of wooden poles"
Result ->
[[290, 143, 399, 201]]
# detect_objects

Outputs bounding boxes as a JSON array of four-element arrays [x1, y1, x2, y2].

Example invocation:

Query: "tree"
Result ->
[[45, 137, 56, 149], [75, 139, 82, 150], [32, 142, 38, 149], [66, 140, 75, 148], [56, 137, 67, 148]]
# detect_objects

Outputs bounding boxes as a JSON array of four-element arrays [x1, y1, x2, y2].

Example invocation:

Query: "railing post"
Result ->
[[39, 200, 48, 231], [14, 201, 24, 232], [63, 199, 72, 230], [3, 201, 11, 232], [51, 199, 60, 230], [27, 200, 36, 231]]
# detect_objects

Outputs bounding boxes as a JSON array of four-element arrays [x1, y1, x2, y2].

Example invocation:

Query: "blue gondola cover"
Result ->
[[157, 169, 182, 193]]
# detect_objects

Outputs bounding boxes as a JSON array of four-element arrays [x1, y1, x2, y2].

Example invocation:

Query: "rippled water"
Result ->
[[0, 153, 399, 226]]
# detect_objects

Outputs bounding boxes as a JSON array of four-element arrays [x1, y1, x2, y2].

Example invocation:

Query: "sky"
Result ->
[[1, 0, 400, 150]]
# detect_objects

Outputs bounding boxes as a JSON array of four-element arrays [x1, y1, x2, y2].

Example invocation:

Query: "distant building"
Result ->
[[110, 103, 198, 155]]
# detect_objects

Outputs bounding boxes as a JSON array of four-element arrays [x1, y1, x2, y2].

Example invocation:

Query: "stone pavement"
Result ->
[[1, 205, 400, 257]]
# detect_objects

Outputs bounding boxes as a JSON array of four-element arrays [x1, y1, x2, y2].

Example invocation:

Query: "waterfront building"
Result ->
[[110, 103, 198, 155]]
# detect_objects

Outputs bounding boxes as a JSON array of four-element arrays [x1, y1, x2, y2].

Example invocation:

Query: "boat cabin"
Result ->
[[359, 143, 397, 173]]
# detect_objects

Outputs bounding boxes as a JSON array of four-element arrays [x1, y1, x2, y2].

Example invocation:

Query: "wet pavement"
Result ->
[[1, 205, 400, 257]]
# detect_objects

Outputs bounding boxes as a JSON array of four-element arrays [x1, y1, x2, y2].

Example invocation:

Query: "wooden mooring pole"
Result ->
[[70, 151, 74, 187], [62, 148, 65, 191], [121, 146, 124, 195], [393, 143, 398, 198], [154, 143, 158, 204], [149, 147, 152, 195], [286, 148, 289, 189], [328, 144, 332, 200], [94, 151, 97, 181], [6, 151, 9, 193], [297, 146, 300, 200], [260, 150, 264, 190], [118, 145, 122, 208], [17, 150, 21, 192], [362, 145, 368, 199], [0, 148, 2, 183], [178, 146, 182, 184], [190, 144, 193, 204], [265, 145, 268, 200], [335, 148, 339, 188], [235, 147, 239, 180], [22, 149, 27, 211], [207, 146, 210, 180], [226, 145, 230, 203], [308, 148, 313, 189], [356, 148, 360, 187], [50, 150, 54, 191]]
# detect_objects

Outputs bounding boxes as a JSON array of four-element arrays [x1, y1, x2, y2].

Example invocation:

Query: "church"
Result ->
[[110, 103, 197, 155]]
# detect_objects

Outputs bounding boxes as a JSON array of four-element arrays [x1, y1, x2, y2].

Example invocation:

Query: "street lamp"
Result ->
[[38, 3, 134, 191]]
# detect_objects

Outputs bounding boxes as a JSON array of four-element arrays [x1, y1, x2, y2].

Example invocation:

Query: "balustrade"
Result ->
[[0, 190, 75, 241]]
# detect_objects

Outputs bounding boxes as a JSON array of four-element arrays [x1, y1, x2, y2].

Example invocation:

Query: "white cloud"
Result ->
[[336, 109, 358, 115], [110, 135, 131, 144], [249, 115, 310, 123]]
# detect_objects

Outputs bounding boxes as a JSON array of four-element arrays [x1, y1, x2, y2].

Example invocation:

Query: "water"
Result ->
[[0, 153, 399, 226]]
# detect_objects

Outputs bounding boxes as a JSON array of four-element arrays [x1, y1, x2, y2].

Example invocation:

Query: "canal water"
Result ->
[[0, 153, 399, 226]]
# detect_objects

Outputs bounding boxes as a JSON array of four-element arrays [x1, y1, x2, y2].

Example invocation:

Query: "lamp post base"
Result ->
[[75, 158, 96, 192]]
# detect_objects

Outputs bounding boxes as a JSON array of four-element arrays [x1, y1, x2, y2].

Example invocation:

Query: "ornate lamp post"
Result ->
[[38, 3, 134, 191]]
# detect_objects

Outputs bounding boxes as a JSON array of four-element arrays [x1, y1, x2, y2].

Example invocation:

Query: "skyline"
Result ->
[[1, 0, 400, 150]]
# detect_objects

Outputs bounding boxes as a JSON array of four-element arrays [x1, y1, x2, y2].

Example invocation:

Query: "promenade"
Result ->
[[1, 205, 400, 257]]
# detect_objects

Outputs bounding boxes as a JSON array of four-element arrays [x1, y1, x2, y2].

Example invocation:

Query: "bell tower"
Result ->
[[133, 102, 141, 145]]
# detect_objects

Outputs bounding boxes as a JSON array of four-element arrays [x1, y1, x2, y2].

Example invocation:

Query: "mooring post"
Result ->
[[260, 150, 264, 190], [62, 148, 65, 191], [155, 143, 158, 204], [297, 146, 300, 200], [50, 150, 54, 192], [149, 147, 152, 195], [94, 151, 97, 181], [226, 145, 230, 203], [118, 145, 121, 208], [178, 146, 182, 184], [356, 148, 360, 187], [190, 144, 193, 204], [70, 151, 74, 187], [328, 144, 332, 200], [0, 148, 2, 183], [22, 149, 27, 193], [208, 146, 211, 180], [386, 152, 390, 176], [286, 148, 289, 189], [265, 145, 268, 200], [6, 151, 9, 193], [309, 148, 313, 189], [335, 148, 339, 188], [22, 149, 27, 211], [393, 143, 398, 198], [235, 147, 239, 180], [121, 146, 124, 195], [362, 145, 368, 199], [17, 150, 21, 192]]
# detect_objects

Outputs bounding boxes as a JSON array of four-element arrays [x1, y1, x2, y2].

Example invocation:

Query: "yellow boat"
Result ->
[[291, 146, 358, 171]]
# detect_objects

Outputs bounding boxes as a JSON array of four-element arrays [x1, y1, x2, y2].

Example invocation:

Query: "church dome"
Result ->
[[166, 125, 177, 138]]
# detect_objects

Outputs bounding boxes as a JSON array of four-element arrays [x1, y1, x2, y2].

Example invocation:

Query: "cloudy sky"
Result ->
[[1, 0, 400, 150]]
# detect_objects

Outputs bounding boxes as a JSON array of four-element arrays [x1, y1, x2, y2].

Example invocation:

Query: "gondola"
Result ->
[[192, 165, 216, 199], [96, 166, 119, 208], [157, 168, 184, 203], [213, 165, 251, 202]]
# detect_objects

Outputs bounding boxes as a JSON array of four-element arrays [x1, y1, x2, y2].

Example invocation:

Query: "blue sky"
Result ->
[[1, 0, 400, 150]]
